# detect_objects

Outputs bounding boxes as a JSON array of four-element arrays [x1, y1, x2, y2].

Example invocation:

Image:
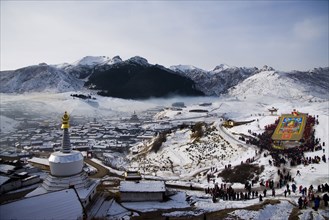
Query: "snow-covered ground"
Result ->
[[128, 122, 257, 181], [228, 200, 294, 219], [0, 115, 19, 133], [0, 92, 328, 219]]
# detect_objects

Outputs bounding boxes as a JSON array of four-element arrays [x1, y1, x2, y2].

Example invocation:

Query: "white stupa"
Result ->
[[129, 111, 140, 123], [48, 112, 84, 176], [26, 112, 99, 207]]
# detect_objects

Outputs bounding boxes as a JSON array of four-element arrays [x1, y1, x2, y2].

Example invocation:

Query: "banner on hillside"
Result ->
[[272, 114, 306, 141]]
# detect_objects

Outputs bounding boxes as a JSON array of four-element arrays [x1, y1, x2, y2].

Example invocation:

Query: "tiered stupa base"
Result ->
[[26, 171, 99, 207]]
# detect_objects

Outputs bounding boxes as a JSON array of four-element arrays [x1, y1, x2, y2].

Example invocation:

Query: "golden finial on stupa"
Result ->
[[61, 111, 70, 129]]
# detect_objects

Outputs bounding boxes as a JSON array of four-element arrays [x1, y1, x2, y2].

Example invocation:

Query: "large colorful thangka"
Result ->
[[272, 114, 307, 141]]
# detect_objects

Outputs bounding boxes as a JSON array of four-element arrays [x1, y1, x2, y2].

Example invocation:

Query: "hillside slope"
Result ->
[[171, 64, 260, 96], [0, 64, 84, 93], [87, 56, 204, 99], [228, 68, 329, 100]]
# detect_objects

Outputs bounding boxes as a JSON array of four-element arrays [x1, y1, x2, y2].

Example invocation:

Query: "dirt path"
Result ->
[[85, 158, 109, 178]]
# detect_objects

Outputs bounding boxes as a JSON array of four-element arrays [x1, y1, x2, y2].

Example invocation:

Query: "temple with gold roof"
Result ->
[[26, 112, 99, 207]]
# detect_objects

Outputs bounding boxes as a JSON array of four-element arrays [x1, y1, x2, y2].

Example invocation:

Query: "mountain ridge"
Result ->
[[0, 55, 328, 100], [0, 64, 84, 93]]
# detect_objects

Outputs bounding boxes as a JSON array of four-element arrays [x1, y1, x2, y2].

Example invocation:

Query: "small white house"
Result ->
[[124, 171, 141, 181], [119, 180, 166, 202]]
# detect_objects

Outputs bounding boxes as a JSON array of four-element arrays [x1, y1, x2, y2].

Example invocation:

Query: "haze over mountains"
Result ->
[[0, 55, 328, 100]]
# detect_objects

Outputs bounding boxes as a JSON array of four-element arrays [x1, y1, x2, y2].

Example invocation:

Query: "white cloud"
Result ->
[[293, 17, 327, 40]]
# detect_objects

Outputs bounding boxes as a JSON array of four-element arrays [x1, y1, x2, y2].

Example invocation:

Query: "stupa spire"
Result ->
[[61, 111, 71, 153]]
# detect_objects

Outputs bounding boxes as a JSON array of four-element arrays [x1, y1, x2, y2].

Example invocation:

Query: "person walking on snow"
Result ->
[[314, 195, 321, 211], [298, 197, 303, 209]]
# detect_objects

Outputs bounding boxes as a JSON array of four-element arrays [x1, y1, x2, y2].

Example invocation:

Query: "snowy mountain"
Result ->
[[228, 67, 329, 100], [171, 64, 328, 100], [286, 67, 329, 96], [92, 56, 151, 73], [0, 56, 328, 101], [72, 56, 112, 66], [55, 55, 122, 68], [86, 56, 203, 99], [54, 56, 123, 79], [0, 64, 84, 93], [170, 64, 259, 96]]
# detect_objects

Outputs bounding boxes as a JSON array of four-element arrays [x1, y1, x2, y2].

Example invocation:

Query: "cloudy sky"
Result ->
[[1, 1, 328, 71]]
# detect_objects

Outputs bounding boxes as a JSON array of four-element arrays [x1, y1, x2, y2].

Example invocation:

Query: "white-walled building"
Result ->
[[120, 180, 166, 202]]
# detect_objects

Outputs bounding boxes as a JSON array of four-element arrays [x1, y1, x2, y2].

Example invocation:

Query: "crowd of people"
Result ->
[[202, 112, 328, 213], [245, 114, 328, 170], [297, 182, 329, 210], [205, 182, 263, 203], [204, 178, 329, 210]]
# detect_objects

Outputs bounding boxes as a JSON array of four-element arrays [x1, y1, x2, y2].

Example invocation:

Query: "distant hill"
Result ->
[[0, 64, 84, 93], [0, 55, 328, 101], [170, 64, 260, 96], [227, 67, 329, 100], [86, 56, 204, 99]]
